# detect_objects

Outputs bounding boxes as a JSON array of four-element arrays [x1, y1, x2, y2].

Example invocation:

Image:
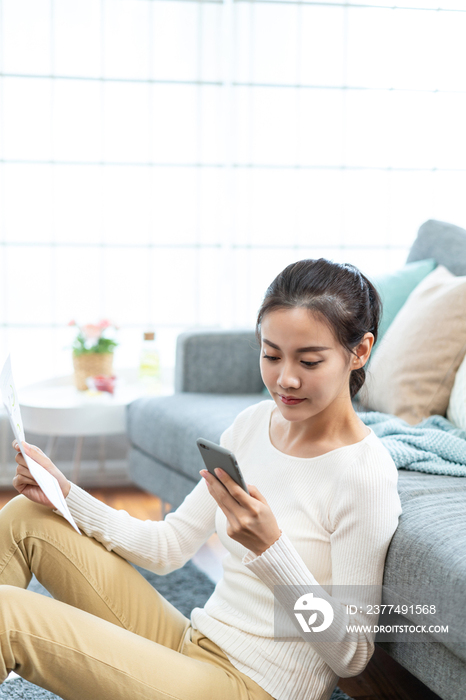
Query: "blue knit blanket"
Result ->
[[357, 411, 466, 477]]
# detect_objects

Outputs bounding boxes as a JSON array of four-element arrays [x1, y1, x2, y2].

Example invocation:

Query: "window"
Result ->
[[1, 0, 465, 386]]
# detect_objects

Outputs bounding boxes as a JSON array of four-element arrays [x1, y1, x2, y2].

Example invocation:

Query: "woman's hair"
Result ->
[[255, 258, 382, 400]]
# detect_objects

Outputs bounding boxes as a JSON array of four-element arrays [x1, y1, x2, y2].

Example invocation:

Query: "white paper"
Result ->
[[0, 356, 81, 534]]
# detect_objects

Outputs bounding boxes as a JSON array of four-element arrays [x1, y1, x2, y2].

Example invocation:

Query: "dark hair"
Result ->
[[255, 258, 382, 400]]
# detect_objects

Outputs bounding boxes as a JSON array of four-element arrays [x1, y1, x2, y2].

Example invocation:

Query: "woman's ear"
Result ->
[[353, 333, 374, 368]]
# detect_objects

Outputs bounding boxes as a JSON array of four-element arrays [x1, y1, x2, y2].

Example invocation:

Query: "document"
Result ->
[[0, 355, 80, 534]]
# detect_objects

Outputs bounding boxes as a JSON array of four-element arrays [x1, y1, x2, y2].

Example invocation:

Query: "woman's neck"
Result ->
[[269, 400, 370, 458]]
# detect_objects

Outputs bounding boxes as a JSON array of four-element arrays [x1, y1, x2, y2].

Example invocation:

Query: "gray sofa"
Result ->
[[126, 219, 466, 700]]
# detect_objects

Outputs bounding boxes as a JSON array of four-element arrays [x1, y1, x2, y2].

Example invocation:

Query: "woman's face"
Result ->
[[260, 307, 358, 423]]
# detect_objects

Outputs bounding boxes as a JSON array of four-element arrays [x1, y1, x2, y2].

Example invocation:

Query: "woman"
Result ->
[[0, 258, 402, 700]]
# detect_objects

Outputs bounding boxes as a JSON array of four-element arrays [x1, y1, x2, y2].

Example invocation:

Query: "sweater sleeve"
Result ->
[[241, 447, 402, 678], [59, 474, 218, 575], [54, 421, 240, 574]]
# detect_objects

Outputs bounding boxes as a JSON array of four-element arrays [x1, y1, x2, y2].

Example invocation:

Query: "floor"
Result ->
[[0, 486, 443, 700]]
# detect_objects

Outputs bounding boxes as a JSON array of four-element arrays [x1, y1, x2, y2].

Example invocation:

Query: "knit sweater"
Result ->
[[61, 400, 402, 700]]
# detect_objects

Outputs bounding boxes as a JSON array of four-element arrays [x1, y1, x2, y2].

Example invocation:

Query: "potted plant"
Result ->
[[69, 319, 119, 391]]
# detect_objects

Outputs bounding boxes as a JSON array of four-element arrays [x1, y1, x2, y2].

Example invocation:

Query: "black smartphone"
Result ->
[[196, 438, 250, 495]]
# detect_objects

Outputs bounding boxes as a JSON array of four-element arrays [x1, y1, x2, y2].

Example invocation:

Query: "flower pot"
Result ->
[[72, 353, 114, 391]]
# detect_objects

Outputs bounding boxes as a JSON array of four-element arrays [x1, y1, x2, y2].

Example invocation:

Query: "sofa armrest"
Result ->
[[174, 329, 264, 394]]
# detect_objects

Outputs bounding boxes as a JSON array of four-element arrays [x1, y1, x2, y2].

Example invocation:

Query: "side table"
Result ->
[[17, 368, 174, 485]]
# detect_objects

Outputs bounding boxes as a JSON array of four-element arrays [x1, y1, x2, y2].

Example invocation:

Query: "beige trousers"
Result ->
[[0, 495, 274, 700]]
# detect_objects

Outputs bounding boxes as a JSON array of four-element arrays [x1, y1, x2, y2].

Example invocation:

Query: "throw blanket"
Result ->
[[357, 411, 466, 477]]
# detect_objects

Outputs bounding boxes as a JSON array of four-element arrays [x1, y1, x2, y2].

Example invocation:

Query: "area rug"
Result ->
[[0, 563, 353, 700]]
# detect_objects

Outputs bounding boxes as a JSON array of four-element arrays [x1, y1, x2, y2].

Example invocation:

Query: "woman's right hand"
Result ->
[[12, 440, 71, 508]]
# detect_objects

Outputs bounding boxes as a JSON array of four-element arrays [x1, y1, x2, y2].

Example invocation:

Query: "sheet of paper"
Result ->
[[0, 356, 81, 535]]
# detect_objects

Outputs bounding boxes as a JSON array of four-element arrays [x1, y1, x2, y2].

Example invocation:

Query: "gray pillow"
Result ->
[[407, 219, 466, 276]]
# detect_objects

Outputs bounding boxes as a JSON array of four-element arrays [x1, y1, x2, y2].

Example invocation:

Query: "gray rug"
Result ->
[[0, 563, 353, 700]]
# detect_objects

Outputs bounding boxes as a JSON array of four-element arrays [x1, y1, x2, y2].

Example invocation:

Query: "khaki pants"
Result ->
[[0, 496, 274, 700]]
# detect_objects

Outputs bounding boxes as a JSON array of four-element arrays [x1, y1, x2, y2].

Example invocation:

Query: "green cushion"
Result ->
[[373, 258, 437, 345]]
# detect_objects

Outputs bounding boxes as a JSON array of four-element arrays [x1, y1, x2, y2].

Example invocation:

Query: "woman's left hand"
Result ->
[[200, 468, 282, 557]]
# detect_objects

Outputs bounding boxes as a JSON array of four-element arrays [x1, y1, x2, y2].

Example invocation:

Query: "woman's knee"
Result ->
[[0, 498, 75, 591], [1, 495, 53, 525], [0, 496, 57, 546]]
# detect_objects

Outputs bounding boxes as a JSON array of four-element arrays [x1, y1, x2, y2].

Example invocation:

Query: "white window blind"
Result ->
[[1, 0, 465, 385]]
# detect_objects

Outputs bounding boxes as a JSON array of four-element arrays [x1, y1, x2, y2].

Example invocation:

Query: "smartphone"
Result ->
[[196, 438, 249, 495]]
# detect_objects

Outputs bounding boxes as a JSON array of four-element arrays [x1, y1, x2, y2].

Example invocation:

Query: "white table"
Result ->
[[17, 368, 174, 484]]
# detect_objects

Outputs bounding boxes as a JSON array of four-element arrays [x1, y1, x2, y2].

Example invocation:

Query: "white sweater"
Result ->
[[62, 400, 402, 700]]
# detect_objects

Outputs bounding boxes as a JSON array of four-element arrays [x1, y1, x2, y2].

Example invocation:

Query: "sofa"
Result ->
[[126, 219, 466, 700]]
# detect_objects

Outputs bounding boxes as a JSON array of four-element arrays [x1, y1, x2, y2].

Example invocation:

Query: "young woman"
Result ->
[[0, 258, 402, 700]]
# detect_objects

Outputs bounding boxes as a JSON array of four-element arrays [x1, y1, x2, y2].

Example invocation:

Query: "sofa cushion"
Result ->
[[383, 470, 466, 663], [407, 219, 466, 276], [127, 393, 264, 481], [447, 350, 466, 430], [372, 258, 436, 345], [175, 330, 263, 394], [359, 265, 466, 424]]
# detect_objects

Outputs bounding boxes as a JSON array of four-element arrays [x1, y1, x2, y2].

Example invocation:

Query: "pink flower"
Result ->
[[82, 324, 102, 340], [99, 319, 111, 329], [93, 375, 117, 394], [68, 320, 76, 326]]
